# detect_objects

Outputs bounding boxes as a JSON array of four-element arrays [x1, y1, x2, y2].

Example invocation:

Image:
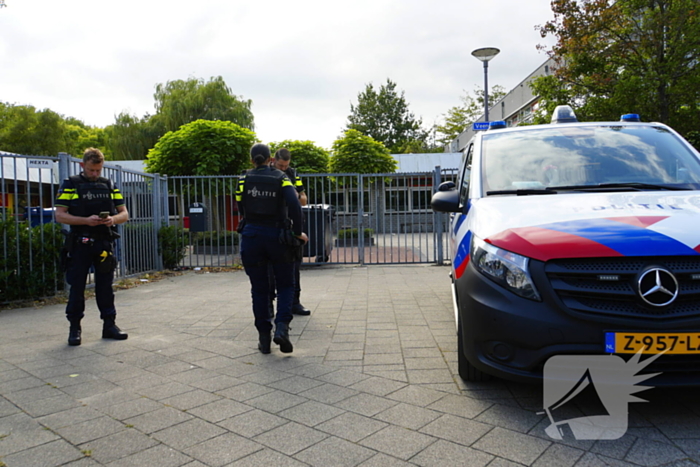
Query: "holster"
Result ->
[[279, 220, 304, 263], [95, 242, 117, 274], [237, 217, 247, 234]]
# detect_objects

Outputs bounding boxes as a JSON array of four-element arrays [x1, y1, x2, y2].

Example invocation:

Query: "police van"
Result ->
[[431, 106, 700, 385]]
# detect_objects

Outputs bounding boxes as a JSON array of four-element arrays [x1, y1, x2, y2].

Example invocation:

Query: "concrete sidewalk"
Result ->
[[1, 265, 699, 466]]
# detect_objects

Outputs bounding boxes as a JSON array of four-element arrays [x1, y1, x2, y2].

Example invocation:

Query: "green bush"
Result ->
[[337, 228, 374, 239], [158, 225, 188, 269], [193, 230, 238, 246], [0, 219, 64, 303]]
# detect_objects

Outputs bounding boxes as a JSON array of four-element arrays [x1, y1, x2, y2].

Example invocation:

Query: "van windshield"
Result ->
[[481, 125, 700, 193]]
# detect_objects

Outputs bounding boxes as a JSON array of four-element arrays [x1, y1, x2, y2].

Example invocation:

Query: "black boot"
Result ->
[[258, 332, 271, 354], [273, 322, 293, 353], [292, 291, 310, 316], [291, 303, 311, 316], [102, 318, 128, 340], [68, 324, 81, 346]]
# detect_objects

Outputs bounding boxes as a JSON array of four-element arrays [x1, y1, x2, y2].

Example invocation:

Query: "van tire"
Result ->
[[457, 316, 492, 382]]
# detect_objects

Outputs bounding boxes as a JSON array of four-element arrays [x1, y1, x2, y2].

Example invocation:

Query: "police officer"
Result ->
[[55, 148, 130, 346], [270, 148, 311, 316], [236, 143, 307, 354]]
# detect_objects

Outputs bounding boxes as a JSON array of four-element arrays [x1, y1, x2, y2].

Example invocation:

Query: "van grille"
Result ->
[[544, 257, 700, 319]]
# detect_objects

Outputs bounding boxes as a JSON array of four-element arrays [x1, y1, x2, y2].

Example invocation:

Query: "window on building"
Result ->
[[384, 176, 433, 213]]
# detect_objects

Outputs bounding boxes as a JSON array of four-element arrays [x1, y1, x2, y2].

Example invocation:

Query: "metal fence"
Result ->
[[1, 151, 456, 303], [168, 167, 459, 269], [1, 152, 168, 303]]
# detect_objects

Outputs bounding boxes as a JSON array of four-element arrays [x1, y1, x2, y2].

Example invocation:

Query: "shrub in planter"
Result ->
[[335, 228, 374, 246], [336, 228, 374, 239], [194, 230, 239, 246], [193, 230, 239, 254], [158, 225, 188, 269]]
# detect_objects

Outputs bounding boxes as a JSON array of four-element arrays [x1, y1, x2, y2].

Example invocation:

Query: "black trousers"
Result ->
[[268, 260, 301, 306], [65, 238, 116, 324], [240, 225, 295, 333]]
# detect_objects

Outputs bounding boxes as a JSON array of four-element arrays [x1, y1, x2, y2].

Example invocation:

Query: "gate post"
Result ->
[[58, 152, 72, 184], [357, 174, 364, 266], [58, 152, 72, 293], [153, 173, 163, 271], [434, 166, 444, 265], [113, 167, 125, 277]]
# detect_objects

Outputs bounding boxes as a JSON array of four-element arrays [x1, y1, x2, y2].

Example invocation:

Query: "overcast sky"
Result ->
[[0, 0, 556, 150]]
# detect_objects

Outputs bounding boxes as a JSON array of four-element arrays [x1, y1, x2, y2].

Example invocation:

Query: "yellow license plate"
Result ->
[[605, 332, 700, 354]]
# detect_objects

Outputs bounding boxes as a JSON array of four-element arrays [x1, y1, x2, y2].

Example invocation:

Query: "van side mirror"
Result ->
[[431, 184, 460, 213]]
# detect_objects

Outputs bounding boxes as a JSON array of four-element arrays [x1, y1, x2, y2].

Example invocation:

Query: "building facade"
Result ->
[[448, 57, 557, 153]]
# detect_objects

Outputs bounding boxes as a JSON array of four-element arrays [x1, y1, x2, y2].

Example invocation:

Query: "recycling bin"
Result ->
[[24, 207, 56, 228]]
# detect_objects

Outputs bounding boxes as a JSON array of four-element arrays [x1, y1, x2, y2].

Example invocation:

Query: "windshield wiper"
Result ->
[[486, 188, 557, 196], [547, 182, 689, 191], [597, 182, 689, 191], [487, 182, 692, 196]]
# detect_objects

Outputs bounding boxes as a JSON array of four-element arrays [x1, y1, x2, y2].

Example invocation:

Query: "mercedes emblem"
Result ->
[[637, 267, 679, 307]]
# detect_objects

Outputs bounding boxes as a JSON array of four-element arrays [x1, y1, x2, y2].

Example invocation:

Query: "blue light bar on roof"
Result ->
[[620, 113, 641, 122]]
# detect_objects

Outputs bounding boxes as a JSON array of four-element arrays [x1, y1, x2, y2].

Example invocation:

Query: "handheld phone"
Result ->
[[99, 211, 110, 219]]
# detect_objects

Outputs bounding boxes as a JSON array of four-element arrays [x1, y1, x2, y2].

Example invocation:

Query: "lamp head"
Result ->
[[471, 47, 500, 62]]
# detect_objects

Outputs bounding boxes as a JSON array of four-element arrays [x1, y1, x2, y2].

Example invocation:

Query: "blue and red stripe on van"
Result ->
[[484, 216, 699, 262]]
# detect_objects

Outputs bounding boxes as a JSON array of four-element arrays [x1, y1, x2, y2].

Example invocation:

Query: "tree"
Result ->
[[154, 76, 254, 133], [106, 76, 255, 160], [0, 104, 68, 156], [686, 131, 700, 151], [330, 130, 396, 174], [435, 86, 507, 146], [0, 103, 110, 157], [144, 119, 255, 176], [346, 79, 428, 153], [64, 120, 109, 159], [534, 0, 700, 134], [268, 140, 330, 174], [106, 112, 163, 161]]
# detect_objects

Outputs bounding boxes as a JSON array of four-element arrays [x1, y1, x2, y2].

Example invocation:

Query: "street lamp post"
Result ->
[[471, 47, 500, 122]]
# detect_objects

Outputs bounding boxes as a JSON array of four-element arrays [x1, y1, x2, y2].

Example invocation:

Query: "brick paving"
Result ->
[[1, 265, 699, 466]]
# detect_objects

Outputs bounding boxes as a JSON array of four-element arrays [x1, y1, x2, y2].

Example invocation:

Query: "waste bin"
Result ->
[[24, 207, 56, 228], [188, 203, 208, 232], [302, 204, 334, 262]]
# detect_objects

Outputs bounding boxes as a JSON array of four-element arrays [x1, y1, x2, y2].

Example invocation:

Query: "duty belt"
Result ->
[[78, 237, 95, 245]]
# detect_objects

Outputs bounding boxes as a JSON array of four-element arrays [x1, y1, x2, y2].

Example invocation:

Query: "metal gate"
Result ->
[[0, 152, 168, 304], [168, 167, 458, 268]]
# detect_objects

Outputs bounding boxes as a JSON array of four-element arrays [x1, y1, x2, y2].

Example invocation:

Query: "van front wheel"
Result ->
[[457, 317, 492, 382]]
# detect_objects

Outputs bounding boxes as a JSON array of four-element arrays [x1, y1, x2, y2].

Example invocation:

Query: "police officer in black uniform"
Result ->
[[270, 148, 311, 316], [236, 143, 307, 354], [55, 148, 129, 346]]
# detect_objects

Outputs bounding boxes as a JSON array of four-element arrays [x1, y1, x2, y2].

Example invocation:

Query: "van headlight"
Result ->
[[471, 237, 541, 301]]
